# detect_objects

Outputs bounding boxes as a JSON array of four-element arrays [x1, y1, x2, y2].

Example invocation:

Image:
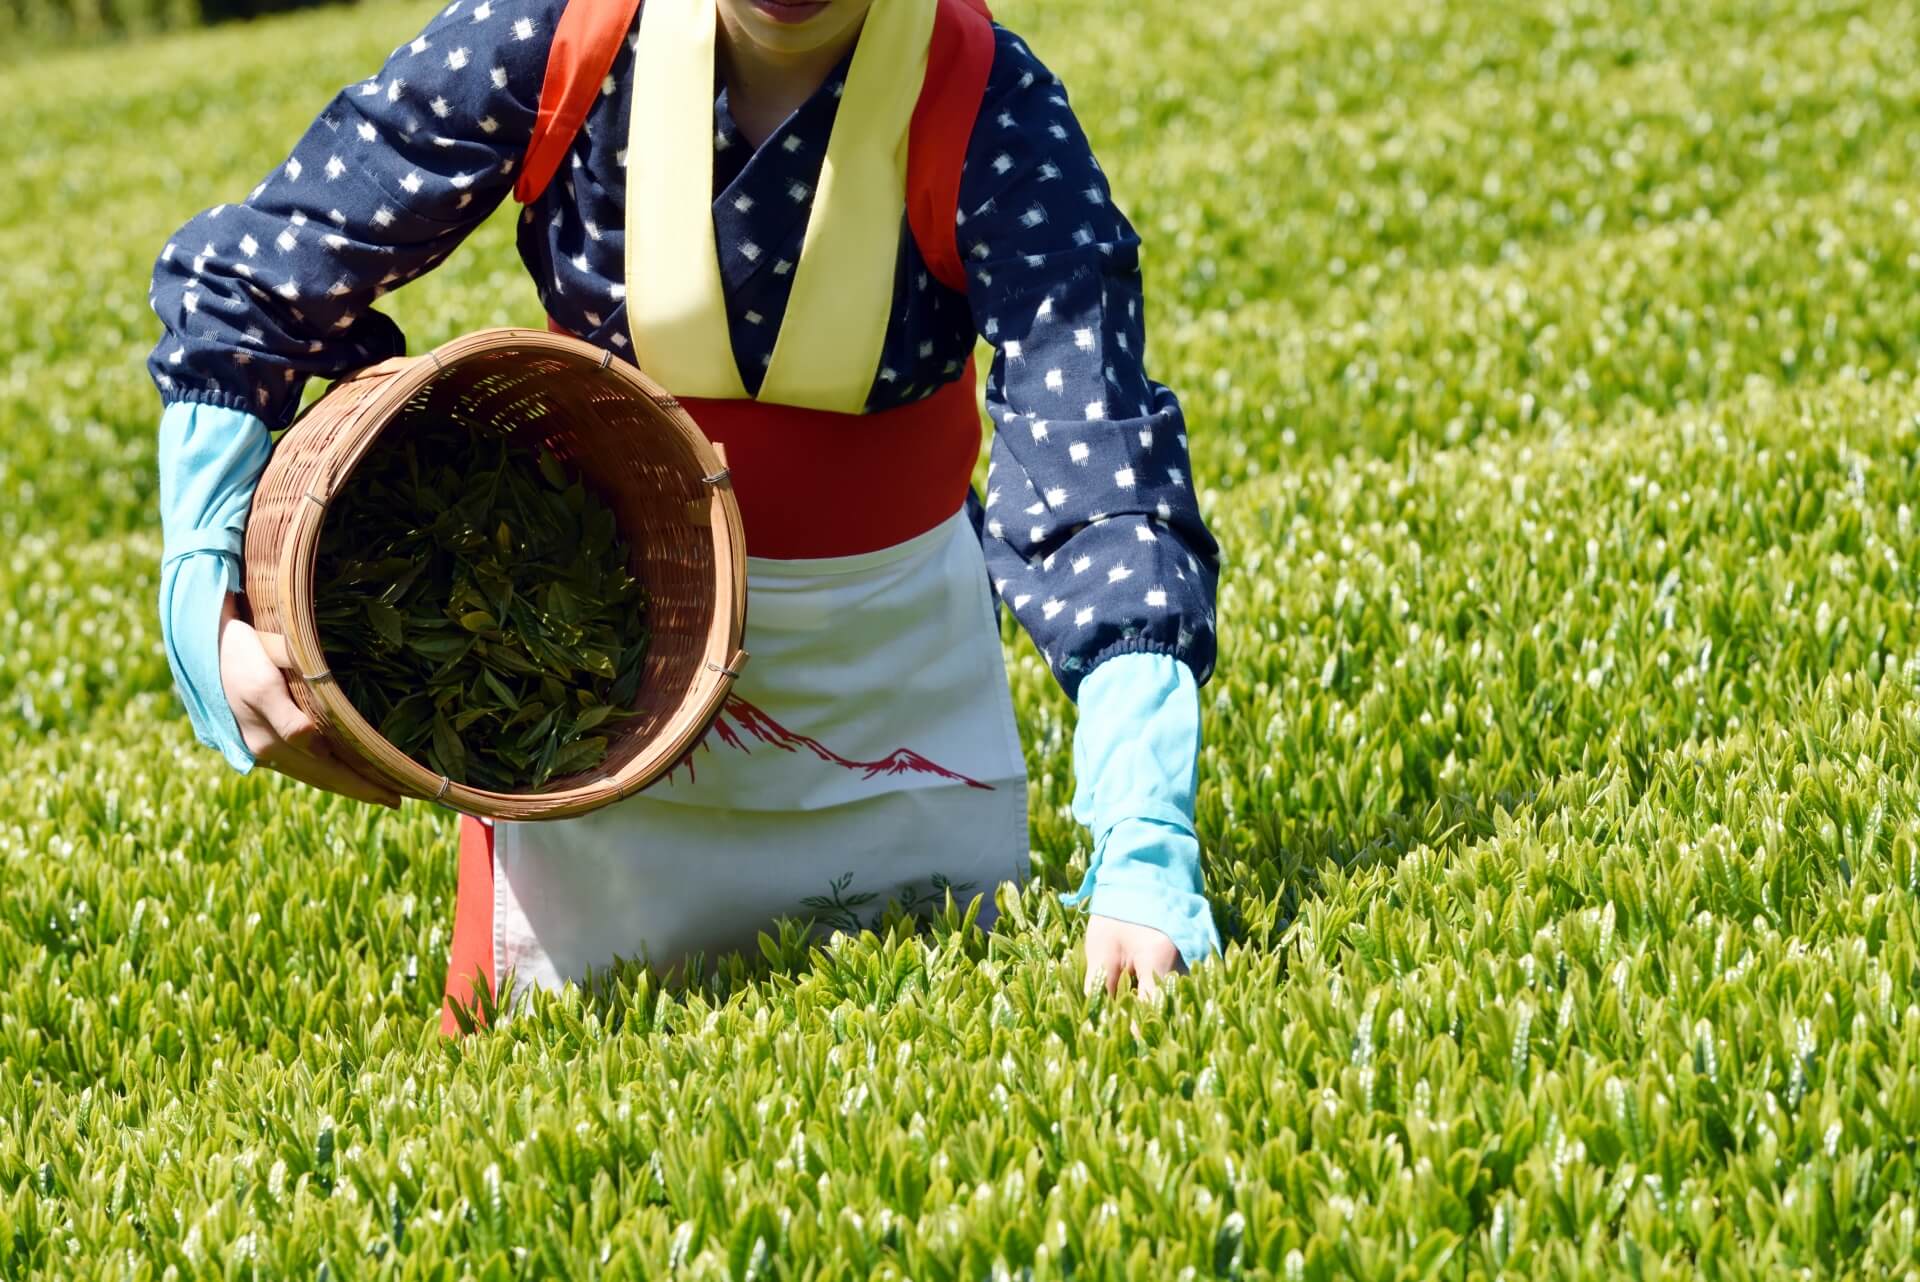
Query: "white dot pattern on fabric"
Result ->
[[145, 5, 1218, 697]]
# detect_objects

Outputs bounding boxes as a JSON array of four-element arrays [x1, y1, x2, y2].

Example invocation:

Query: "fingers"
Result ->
[[1138, 934, 1182, 980], [261, 737, 404, 809], [221, 610, 403, 808], [258, 714, 404, 808], [262, 688, 319, 749], [1085, 947, 1161, 998], [1083, 931, 1131, 996], [1083, 940, 1117, 996], [1083, 917, 1181, 998]]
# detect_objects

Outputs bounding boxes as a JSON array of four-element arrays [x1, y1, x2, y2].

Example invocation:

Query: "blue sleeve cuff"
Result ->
[[160, 551, 254, 772], [157, 401, 273, 772], [1062, 816, 1222, 968], [1059, 652, 1221, 968]]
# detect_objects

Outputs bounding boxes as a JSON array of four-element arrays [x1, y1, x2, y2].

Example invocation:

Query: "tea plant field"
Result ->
[[6, 0, 1920, 1276]]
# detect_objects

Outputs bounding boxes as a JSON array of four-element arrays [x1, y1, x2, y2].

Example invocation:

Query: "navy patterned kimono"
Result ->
[[146, 0, 1219, 698]]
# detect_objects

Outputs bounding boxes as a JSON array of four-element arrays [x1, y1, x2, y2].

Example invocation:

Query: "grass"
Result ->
[[5, 0, 1920, 1275]]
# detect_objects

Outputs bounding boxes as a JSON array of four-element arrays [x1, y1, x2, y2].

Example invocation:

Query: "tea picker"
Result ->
[[148, 0, 1223, 1028]]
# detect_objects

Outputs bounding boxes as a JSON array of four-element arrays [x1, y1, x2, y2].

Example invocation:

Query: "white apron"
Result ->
[[488, 506, 1030, 992]]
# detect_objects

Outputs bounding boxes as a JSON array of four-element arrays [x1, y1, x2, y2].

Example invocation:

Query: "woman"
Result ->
[[148, 0, 1221, 1027]]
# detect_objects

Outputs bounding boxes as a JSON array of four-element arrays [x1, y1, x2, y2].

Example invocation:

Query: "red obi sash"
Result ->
[[673, 360, 985, 559], [545, 323, 985, 560]]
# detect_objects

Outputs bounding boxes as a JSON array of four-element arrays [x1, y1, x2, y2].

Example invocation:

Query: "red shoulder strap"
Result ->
[[906, 0, 995, 294], [515, 0, 644, 206]]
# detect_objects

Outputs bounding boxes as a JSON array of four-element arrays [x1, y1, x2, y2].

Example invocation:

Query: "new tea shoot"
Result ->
[[313, 421, 650, 791]]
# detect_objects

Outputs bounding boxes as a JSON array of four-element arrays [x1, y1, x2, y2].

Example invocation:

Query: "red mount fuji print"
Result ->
[[665, 696, 994, 790]]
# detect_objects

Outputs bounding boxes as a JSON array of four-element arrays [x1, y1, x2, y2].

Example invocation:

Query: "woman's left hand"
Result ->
[[1084, 914, 1181, 996]]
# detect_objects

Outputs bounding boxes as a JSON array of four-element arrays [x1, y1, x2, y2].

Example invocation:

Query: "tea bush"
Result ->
[[1, 0, 343, 55], [4, 0, 1920, 1276]]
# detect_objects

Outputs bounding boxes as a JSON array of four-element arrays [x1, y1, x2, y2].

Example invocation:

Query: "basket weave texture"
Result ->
[[242, 327, 749, 821]]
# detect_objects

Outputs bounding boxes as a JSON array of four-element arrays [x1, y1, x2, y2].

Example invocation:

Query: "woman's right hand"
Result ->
[[219, 593, 403, 808]]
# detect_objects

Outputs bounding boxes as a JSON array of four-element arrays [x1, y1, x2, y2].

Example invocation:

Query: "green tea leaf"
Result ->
[[571, 705, 615, 734], [428, 711, 467, 781], [366, 599, 404, 648], [547, 735, 607, 778]]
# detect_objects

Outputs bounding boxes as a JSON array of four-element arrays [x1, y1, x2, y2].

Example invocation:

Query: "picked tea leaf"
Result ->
[[313, 418, 651, 792], [570, 705, 616, 735], [537, 448, 569, 491], [366, 599, 405, 647]]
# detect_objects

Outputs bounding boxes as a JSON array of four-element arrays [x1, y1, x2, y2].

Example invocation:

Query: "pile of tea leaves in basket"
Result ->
[[313, 420, 650, 791]]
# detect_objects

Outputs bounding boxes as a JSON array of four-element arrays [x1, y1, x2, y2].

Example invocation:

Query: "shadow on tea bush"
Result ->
[[3, 0, 350, 50], [195, 0, 346, 24]]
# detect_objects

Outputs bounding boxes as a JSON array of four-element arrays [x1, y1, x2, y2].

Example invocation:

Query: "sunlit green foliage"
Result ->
[[0, 0, 345, 57], [5, 0, 1920, 1276]]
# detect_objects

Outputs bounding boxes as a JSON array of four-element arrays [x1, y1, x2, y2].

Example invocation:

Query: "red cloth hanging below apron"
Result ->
[[444, 0, 998, 1035], [443, 817, 496, 1035]]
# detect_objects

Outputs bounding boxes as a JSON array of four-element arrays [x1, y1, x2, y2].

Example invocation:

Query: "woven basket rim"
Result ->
[[265, 326, 748, 819]]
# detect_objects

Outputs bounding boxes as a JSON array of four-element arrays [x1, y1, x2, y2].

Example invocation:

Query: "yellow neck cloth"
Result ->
[[625, 0, 937, 413]]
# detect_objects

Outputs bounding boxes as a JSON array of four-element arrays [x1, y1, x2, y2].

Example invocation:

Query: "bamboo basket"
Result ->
[[242, 327, 749, 821]]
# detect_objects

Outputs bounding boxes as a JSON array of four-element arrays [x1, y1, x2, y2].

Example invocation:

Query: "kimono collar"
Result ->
[[710, 50, 854, 196], [625, 0, 938, 412]]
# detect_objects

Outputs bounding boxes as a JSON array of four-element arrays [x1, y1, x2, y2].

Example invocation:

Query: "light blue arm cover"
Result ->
[[1061, 651, 1222, 968], [157, 400, 273, 772]]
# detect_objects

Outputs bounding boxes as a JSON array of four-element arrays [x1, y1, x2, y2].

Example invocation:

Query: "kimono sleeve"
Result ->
[[145, 0, 560, 429], [960, 31, 1221, 702]]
